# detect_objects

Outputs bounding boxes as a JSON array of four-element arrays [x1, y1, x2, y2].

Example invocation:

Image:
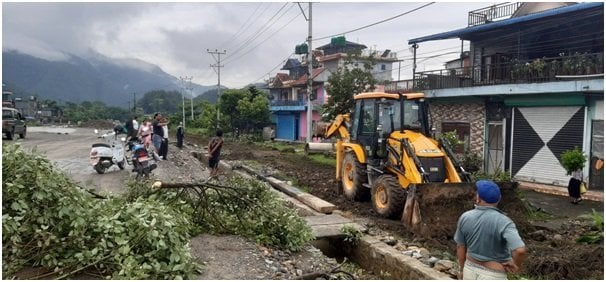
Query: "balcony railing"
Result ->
[[414, 53, 604, 91], [468, 2, 522, 26], [270, 99, 305, 107]]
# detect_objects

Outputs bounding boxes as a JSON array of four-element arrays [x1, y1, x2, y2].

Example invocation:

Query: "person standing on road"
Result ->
[[567, 169, 583, 204], [207, 129, 224, 178], [138, 117, 152, 149], [176, 122, 184, 149], [152, 113, 168, 160], [159, 117, 169, 160], [454, 180, 527, 280], [130, 115, 139, 139]]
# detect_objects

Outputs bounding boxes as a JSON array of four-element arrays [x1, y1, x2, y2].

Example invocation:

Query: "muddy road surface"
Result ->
[[15, 127, 131, 194]]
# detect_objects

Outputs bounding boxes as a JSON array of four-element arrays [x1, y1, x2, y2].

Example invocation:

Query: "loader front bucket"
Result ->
[[401, 182, 526, 238]]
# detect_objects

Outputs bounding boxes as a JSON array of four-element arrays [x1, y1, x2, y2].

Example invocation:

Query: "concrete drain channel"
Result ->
[[193, 152, 454, 280]]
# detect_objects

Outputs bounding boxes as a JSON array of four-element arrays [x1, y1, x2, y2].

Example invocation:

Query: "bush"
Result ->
[[2, 144, 199, 279]]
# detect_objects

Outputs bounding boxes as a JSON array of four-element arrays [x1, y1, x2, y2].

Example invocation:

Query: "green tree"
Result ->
[[219, 87, 270, 132], [138, 90, 181, 114], [321, 53, 377, 121]]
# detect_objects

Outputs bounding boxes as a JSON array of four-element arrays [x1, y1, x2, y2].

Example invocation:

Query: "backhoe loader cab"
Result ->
[[349, 93, 430, 161]]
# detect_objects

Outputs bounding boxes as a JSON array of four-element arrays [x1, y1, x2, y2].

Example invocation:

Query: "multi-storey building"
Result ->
[[268, 38, 398, 141], [406, 2, 603, 190]]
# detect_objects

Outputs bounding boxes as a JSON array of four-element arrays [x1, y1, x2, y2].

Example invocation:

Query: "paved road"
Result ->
[[10, 126, 130, 194]]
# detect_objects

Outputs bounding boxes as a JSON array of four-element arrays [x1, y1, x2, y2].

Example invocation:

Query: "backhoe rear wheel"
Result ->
[[341, 152, 369, 201], [371, 175, 406, 219]]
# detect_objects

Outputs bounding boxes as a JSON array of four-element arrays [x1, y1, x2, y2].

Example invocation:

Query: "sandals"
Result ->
[[571, 198, 583, 204]]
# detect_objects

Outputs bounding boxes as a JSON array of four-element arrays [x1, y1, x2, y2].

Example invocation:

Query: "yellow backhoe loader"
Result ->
[[319, 92, 518, 235]]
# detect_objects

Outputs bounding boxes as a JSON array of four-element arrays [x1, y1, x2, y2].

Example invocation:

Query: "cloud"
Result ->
[[3, 2, 490, 88]]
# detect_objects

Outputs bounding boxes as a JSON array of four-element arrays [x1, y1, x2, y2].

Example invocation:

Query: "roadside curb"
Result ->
[[518, 181, 603, 202]]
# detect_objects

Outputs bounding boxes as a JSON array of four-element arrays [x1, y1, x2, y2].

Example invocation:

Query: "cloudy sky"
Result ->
[[2, 1, 493, 88]]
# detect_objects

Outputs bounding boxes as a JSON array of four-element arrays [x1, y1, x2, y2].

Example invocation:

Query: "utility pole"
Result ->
[[133, 92, 136, 113], [188, 80, 194, 121], [306, 2, 313, 143], [179, 76, 192, 128], [207, 49, 226, 131]]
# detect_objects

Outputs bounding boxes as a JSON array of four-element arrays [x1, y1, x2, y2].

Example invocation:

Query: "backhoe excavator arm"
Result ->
[[324, 114, 351, 140]]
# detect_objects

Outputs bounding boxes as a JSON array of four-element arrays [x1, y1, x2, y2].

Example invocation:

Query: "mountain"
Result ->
[[2, 50, 215, 107]]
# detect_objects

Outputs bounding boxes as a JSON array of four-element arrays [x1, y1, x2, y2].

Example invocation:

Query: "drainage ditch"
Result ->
[[193, 153, 454, 280]]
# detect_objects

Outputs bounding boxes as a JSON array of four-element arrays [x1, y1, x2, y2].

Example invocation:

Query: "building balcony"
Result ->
[[468, 2, 522, 26], [270, 99, 306, 107], [414, 53, 604, 91]]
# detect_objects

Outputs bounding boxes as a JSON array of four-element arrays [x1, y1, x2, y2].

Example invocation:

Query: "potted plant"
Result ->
[[561, 147, 587, 175]]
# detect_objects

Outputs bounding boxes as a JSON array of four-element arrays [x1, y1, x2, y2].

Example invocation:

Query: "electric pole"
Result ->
[[188, 81, 194, 121], [306, 2, 313, 143], [179, 76, 192, 129], [133, 92, 136, 113], [207, 49, 226, 131]]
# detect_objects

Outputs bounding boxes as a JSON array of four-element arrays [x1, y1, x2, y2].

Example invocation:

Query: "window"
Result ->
[[403, 100, 421, 129], [361, 102, 376, 134], [3, 109, 13, 118], [378, 100, 401, 133], [381, 64, 386, 70], [442, 122, 470, 154]]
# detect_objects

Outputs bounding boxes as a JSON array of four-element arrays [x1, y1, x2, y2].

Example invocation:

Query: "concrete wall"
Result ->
[[348, 236, 452, 280], [430, 102, 485, 157]]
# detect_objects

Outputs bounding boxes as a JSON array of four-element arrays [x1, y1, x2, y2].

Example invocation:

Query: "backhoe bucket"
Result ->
[[401, 182, 524, 238]]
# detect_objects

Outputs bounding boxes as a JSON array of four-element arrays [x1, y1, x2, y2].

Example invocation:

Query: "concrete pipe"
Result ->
[[305, 142, 335, 155]]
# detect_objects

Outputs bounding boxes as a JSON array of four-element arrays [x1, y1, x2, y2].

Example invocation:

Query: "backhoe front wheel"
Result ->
[[371, 175, 406, 219], [341, 152, 369, 201]]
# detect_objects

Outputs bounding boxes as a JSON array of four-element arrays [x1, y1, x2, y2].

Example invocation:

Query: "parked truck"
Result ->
[[3, 107, 27, 140]]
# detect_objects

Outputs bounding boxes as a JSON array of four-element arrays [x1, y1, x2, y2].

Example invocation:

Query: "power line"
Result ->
[[314, 2, 435, 41], [223, 11, 301, 65], [218, 2, 265, 50], [223, 3, 293, 61]]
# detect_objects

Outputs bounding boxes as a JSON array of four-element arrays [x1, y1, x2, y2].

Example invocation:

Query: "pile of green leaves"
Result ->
[[181, 177, 315, 251], [2, 144, 199, 279], [124, 176, 314, 251]]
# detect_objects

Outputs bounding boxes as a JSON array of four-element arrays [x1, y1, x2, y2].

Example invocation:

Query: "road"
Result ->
[[10, 126, 130, 194], [11, 126, 211, 195]]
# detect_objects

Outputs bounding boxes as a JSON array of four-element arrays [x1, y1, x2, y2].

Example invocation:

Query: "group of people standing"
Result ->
[[125, 113, 185, 161], [123, 113, 223, 179]]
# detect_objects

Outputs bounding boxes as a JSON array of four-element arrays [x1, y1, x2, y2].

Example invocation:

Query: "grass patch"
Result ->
[[526, 208, 557, 221], [306, 154, 336, 167], [256, 141, 304, 153], [242, 160, 264, 170]]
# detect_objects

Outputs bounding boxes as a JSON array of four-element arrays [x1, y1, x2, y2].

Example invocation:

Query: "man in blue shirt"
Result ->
[[454, 180, 527, 280]]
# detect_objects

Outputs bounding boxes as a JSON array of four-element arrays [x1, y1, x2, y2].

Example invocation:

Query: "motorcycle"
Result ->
[[90, 127, 127, 174], [126, 137, 157, 179]]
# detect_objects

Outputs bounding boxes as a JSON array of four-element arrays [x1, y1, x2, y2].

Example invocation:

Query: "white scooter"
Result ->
[[90, 128, 127, 174]]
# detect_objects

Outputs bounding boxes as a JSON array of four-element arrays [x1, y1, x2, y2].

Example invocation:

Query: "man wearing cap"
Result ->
[[454, 180, 527, 280]]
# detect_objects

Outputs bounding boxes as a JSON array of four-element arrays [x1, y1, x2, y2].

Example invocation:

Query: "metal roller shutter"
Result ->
[[511, 106, 584, 186], [276, 114, 295, 141]]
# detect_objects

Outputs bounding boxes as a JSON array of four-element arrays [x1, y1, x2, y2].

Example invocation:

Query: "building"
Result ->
[[268, 37, 398, 141], [407, 2, 604, 190]]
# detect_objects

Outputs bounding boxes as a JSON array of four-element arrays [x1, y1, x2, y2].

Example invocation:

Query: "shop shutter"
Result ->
[[511, 106, 584, 186]]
